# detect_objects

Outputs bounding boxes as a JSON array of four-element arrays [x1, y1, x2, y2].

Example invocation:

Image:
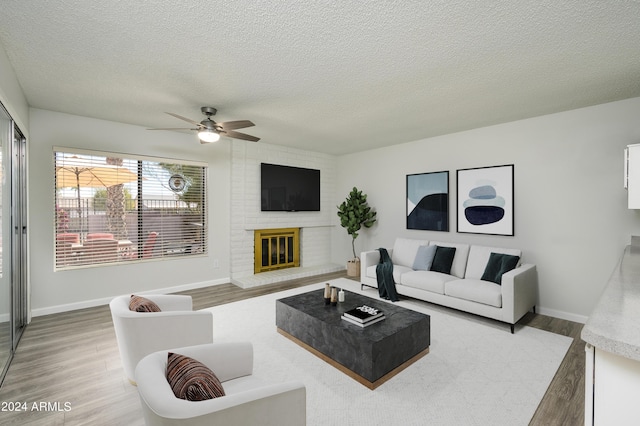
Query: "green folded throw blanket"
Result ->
[[376, 248, 398, 302]]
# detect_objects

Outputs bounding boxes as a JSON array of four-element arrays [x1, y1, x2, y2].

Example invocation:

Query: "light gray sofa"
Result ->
[[360, 238, 538, 333]]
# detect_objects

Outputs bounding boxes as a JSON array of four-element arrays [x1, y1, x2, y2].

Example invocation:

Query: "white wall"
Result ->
[[28, 108, 231, 314], [333, 97, 640, 321]]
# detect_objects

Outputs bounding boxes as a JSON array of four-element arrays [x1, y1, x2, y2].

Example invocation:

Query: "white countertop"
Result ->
[[581, 245, 640, 361]]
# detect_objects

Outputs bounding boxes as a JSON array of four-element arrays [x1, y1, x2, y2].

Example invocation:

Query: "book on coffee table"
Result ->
[[343, 305, 384, 323], [341, 314, 386, 327]]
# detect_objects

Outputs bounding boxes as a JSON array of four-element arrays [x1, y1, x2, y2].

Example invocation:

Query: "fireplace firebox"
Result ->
[[254, 228, 300, 273]]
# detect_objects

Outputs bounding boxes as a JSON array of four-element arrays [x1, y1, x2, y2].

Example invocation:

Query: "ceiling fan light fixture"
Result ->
[[198, 128, 220, 143], [149, 107, 258, 143]]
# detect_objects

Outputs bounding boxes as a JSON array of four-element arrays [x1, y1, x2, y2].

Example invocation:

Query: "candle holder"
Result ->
[[323, 283, 331, 305]]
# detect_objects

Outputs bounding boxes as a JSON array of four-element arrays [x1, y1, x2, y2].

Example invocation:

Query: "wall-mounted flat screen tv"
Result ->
[[261, 163, 320, 211]]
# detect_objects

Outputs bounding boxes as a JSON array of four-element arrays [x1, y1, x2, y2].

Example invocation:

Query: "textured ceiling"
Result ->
[[1, 1, 639, 155]]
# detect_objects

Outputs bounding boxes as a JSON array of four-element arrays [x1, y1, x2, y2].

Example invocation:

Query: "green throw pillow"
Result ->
[[430, 246, 456, 274], [481, 252, 520, 284]]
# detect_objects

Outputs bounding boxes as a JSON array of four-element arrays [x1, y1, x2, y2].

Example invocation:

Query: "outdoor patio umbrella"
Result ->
[[55, 157, 139, 220]]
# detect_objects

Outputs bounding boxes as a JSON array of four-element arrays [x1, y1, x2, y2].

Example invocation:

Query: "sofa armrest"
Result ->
[[182, 381, 306, 420], [501, 264, 538, 324], [360, 250, 381, 277], [141, 380, 306, 423], [360, 249, 394, 275]]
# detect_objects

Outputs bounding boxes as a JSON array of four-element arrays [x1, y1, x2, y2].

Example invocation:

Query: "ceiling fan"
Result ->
[[148, 106, 259, 143]]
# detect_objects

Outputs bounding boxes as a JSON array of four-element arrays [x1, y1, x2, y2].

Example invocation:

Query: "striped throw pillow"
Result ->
[[166, 352, 225, 401], [129, 295, 161, 312]]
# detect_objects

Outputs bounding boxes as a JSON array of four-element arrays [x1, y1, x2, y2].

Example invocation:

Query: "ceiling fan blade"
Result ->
[[147, 127, 196, 131], [224, 130, 260, 142], [166, 112, 203, 127], [218, 120, 255, 131]]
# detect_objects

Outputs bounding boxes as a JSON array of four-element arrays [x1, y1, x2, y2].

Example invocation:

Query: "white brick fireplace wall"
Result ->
[[230, 141, 342, 287]]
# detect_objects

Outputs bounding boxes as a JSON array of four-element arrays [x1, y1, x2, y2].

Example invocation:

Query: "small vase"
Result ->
[[324, 283, 331, 305], [330, 287, 338, 306]]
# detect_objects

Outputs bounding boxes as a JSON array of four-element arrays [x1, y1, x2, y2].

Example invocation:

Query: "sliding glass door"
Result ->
[[0, 103, 28, 386], [11, 124, 27, 349], [0, 106, 10, 383]]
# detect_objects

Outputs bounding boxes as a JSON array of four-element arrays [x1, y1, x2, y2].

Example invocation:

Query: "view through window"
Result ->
[[54, 149, 207, 269]]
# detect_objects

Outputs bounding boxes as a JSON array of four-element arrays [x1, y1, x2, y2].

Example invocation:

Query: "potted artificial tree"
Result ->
[[337, 187, 377, 276]]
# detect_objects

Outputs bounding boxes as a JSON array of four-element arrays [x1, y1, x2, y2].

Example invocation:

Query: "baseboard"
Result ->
[[31, 277, 230, 317], [537, 306, 588, 324]]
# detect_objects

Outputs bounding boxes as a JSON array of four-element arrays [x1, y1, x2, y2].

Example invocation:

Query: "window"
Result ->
[[54, 149, 207, 269]]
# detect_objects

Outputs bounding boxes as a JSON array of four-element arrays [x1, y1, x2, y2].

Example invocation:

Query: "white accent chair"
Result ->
[[110, 294, 214, 384], [135, 342, 307, 426]]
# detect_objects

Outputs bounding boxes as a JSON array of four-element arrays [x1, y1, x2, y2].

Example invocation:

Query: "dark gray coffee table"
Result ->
[[276, 288, 430, 389]]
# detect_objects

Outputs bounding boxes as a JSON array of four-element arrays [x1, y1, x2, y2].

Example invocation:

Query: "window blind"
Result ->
[[54, 150, 207, 269]]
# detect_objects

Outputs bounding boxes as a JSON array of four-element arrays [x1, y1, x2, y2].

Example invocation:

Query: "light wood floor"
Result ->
[[0, 271, 584, 425]]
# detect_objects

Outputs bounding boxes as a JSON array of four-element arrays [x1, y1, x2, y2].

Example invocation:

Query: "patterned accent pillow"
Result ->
[[166, 352, 225, 401], [129, 295, 161, 312]]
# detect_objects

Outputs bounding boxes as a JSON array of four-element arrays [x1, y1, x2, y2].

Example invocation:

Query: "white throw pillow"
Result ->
[[412, 245, 437, 271]]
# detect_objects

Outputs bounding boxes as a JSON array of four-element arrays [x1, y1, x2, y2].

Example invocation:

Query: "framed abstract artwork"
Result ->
[[456, 164, 514, 236], [407, 171, 449, 231]]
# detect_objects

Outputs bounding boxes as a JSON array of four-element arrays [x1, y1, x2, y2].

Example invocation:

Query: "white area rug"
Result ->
[[204, 278, 572, 426]]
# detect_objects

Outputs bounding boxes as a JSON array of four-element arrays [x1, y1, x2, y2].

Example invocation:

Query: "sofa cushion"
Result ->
[[428, 241, 470, 278], [401, 270, 456, 294], [392, 265, 413, 282], [430, 246, 456, 274], [465, 245, 522, 280], [412, 245, 437, 271], [392, 238, 428, 268], [366, 264, 412, 283], [445, 279, 502, 308], [166, 352, 225, 401], [481, 252, 521, 284]]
